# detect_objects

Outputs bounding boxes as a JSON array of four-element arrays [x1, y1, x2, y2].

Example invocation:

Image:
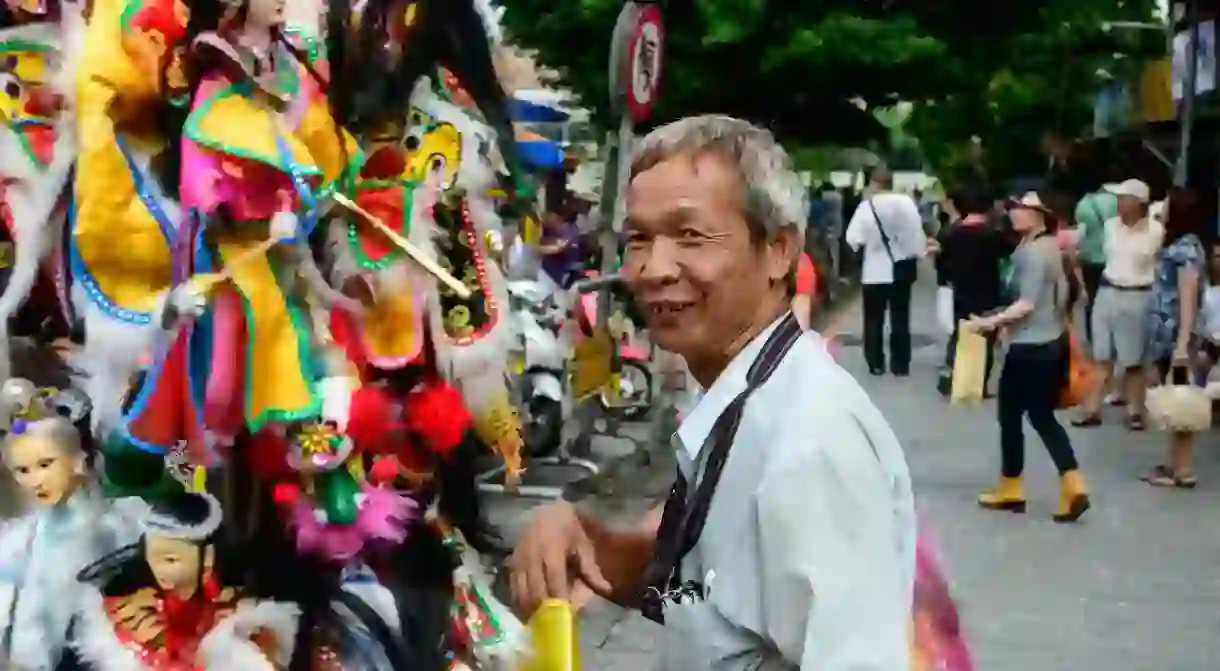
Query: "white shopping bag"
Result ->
[[936, 286, 954, 335]]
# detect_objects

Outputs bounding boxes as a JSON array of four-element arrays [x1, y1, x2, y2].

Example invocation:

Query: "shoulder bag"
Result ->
[[869, 199, 918, 285], [640, 313, 803, 623]]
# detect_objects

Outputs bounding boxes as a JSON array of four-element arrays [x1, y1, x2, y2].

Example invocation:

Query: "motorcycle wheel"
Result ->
[[525, 396, 564, 458], [602, 361, 653, 421]]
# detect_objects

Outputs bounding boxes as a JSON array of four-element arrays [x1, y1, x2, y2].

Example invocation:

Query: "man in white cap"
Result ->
[[1074, 178, 1163, 431]]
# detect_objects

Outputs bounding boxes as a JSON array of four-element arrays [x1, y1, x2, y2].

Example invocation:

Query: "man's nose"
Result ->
[[638, 237, 682, 283]]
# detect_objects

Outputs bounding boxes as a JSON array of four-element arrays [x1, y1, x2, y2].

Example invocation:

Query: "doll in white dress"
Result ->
[[0, 379, 136, 670]]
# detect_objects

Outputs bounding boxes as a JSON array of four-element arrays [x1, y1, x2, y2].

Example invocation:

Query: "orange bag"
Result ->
[[1058, 334, 1101, 409]]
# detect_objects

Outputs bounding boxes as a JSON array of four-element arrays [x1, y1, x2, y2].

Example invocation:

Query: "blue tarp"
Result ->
[[518, 138, 565, 169], [510, 98, 570, 123]]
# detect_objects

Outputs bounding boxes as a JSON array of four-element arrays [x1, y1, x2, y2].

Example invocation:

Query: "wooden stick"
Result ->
[[331, 192, 472, 299], [188, 235, 285, 293]]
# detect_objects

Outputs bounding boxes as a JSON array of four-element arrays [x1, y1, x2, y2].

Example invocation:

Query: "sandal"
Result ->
[[1126, 414, 1146, 432], [1071, 414, 1102, 428], [1141, 465, 1198, 489]]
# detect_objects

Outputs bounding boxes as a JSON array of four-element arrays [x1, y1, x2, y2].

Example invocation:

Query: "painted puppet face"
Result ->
[[245, 0, 286, 30], [7, 434, 83, 506], [145, 534, 212, 597]]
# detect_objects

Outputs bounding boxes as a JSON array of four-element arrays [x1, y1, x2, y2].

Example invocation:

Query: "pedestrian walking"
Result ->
[[969, 191, 1089, 523], [846, 165, 927, 376], [1141, 188, 1207, 489], [509, 115, 915, 670], [936, 184, 1012, 397], [1074, 179, 1163, 430], [1074, 180, 1118, 343]]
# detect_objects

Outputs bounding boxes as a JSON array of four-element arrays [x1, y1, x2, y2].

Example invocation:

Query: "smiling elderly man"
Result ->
[[508, 115, 915, 670]]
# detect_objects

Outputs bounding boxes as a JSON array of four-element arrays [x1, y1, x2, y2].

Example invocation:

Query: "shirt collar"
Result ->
[[674, 314, 788, 463]]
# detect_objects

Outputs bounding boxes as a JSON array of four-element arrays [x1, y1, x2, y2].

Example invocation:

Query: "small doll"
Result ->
[[0, 378, 135, 670], [72, 490, 300, 670]]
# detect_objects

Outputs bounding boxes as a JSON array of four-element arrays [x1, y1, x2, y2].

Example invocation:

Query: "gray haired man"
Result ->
[[509, 116, 915, 670]]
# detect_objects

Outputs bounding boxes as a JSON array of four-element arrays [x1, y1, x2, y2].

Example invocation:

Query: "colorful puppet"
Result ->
[[73, 490, 301, 669], [0, 19, 76, 382], [69, 0, 191, 442], [0, 378, 136, 669]]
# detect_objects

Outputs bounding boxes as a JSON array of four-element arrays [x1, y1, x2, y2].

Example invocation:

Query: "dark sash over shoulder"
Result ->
[[640, 313, 803, 623]]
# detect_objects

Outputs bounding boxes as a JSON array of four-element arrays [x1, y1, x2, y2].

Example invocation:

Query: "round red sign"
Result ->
[[625, 5, 664, 123]]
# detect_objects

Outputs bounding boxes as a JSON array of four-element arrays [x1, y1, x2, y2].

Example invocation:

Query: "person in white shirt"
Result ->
[[1073, 178, 1164, 431], [508, 115, 915, 671], [846, 166, 928, 376]]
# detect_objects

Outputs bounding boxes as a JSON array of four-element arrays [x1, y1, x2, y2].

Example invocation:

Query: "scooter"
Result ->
[[571, 277, 652, 420], [503, 242, 622, 459]]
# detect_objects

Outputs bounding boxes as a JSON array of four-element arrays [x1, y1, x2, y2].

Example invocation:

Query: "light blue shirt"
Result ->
[[660, 318, 916, 670]]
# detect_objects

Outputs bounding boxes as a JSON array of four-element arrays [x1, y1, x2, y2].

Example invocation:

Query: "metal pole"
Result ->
[[1174, 0, 1199, 186]]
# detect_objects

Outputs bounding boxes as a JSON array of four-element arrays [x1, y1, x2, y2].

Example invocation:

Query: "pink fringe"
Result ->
[[288, 485, 418, 562], [912, 533, 974, 671]]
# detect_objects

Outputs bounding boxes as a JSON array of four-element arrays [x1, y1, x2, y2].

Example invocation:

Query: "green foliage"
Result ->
[[499, 0, 1161, 179]]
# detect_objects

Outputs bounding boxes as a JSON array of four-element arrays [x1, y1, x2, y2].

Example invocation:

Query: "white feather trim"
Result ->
[[71, 588, 149, 671], [75, 287, 168, 436], [0, 111, 77, 325], [197, 600, 301, 669]]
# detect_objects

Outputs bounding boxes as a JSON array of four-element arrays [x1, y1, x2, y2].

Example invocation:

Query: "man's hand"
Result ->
[[507, 501, 612, 616]]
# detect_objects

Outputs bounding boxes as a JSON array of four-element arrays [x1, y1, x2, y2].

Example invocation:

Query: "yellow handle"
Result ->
[[521, 599, 580, 671], [331, 192, 472, 299], [192, 466, 207, 493]]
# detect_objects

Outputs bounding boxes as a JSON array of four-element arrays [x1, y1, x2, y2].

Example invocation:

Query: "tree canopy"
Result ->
[[498, 0, 1162, 179]]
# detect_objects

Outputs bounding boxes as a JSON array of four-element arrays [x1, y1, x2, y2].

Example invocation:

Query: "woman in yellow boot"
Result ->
[[967, 191, 1090, 523]]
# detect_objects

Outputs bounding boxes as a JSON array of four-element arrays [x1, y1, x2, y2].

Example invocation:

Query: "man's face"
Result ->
[[622, 153, 790, 361], [1117, 194, 1143, 220]]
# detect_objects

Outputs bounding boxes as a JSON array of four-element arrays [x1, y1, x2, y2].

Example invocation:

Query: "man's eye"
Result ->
[[14, 466, 28, 475]]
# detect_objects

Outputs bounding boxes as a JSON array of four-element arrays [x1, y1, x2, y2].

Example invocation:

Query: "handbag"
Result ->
[[1146, 364, 1213, 432], [1057, 333, 1102, 409], [869, 199, 918, 285]]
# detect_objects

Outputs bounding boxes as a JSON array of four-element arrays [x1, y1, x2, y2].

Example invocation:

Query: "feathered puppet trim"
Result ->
[[911, 533, 974, 671], [198, 600, 302, 669], [346, 381, 472, 461], [281, 484, 417, 562]]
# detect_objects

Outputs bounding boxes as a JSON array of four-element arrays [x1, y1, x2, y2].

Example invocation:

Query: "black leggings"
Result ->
[[998, 337, 1079, 477]]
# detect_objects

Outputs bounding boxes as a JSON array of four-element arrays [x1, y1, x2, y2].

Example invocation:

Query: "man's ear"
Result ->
[[766, 226, 800, 284]]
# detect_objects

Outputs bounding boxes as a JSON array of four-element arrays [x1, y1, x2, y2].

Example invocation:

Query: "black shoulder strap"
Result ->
[[868, 199, 897, 263], [641, 313, 803, 623]]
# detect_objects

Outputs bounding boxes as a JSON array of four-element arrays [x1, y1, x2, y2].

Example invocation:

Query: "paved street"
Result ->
[[490, 274, 1220, 670]]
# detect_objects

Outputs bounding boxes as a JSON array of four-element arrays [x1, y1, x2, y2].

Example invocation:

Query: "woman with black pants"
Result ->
[[967, 191, 1089, 523]]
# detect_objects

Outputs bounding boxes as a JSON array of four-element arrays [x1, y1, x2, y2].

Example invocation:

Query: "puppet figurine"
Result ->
[[0, 379, 134, 670], [73, 490, 300, 670], [0, 19, 76, 384], [173, 0, 359, 452]]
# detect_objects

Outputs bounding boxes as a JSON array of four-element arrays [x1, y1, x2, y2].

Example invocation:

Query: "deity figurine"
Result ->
[[173, 0, 358, 450], [0, 379, 135, 670], [0, 18, 75, 383], [73, 490, 300, 669]]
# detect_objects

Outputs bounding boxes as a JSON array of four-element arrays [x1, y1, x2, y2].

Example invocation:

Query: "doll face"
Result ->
[[145, 535, 213, 597], [7, 435, 83, 506], [245, 0, 285, 30]]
